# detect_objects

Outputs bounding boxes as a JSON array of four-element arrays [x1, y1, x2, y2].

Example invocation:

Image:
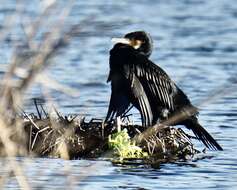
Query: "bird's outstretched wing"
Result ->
[[105, 89, 130, 122], [106, 72, 153, 126], [129, 74, 153, 126], [122, 53, 179, 125], [106, 46, 153, 126]]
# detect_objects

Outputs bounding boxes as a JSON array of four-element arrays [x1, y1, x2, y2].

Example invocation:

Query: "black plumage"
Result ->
[[106, 31, 222, 151]]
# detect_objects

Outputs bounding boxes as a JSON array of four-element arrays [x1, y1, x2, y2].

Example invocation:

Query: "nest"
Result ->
[[19, 100, 199, 163]]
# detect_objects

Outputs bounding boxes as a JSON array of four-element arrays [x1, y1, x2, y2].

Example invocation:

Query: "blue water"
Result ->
[[0, 0, 237, 189]]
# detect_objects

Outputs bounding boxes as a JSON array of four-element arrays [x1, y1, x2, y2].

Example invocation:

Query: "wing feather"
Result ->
[[129, 74, 153, 126], [125, 55, 176, 112]]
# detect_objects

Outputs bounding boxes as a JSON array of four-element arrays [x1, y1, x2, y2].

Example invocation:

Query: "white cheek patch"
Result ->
[[133, 40, 142, 49], [134, 44, 141, 49]]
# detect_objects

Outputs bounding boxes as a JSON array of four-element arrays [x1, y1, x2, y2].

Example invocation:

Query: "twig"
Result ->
[[31, 126, 51, 150], [34, 98, 41, 119], [22, 111, 40, 130]]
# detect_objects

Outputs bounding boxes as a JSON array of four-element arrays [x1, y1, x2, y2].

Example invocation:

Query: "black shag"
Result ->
[[106, 31, 222, 151]]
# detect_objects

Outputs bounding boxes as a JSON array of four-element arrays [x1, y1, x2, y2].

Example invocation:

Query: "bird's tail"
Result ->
[[184, 117, 223, 151]]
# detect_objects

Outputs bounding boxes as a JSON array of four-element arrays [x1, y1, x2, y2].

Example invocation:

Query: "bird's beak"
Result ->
[[111, 38, 131, 45], [111, 38, 142, 49]]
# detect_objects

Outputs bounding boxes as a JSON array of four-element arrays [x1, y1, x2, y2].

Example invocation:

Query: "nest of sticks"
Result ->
[[17, 99, 199, 162]]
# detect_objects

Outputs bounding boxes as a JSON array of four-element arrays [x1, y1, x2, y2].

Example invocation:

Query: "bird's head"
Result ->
[[112, 31, 153, 57]]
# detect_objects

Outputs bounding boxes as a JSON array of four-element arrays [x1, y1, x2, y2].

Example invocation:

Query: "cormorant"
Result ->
[[106, 31, 222, 151]]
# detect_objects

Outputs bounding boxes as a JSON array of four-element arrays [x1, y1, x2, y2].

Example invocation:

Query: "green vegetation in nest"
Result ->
[[108, 128, 148, 160]]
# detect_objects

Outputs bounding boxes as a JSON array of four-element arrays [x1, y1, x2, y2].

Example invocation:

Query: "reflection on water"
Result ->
[[0, 0, 237, 189]]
